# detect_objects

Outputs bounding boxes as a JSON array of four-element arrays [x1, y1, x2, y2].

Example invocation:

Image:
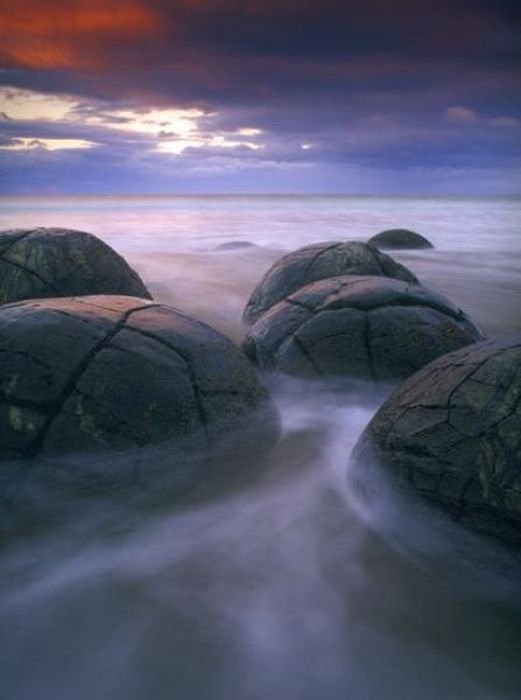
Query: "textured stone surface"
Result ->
[[367, 229, 434, 250], [243, 275, 483, 381], [0, 227, 151, 305], [243, 240, 419, 324], [0, 296, 278, 460], [351, 339, 521, 545]]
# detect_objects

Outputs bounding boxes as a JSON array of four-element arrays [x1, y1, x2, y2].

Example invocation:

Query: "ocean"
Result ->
[[0, 195, 520, 699]]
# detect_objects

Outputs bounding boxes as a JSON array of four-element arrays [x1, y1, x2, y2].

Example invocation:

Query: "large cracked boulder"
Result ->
[[0, 296, 279, 463], [351, 339, 521, 546], [243, 240, 419, 324], [243, 275, 483, 381], [0, 227, 151, 305], [367, 228, 434, 250]]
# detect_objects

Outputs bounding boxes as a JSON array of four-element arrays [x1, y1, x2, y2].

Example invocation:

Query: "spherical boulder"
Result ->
[[0, 296, 279, 461], [243, 275, 483, 381], [0, 227, 151, 305], [351, 339, 521, 545], [367, 229, 434, 250], [243, 240, 419, 324]]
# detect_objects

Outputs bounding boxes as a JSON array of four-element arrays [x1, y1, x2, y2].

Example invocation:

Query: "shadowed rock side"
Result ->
[[0, 227, 151, 305], [351, 339, 521, 545], [367, 228, 434, 250], [0, 296, 279, 462], [242, 240, 419, 324], [243, 275, 483, 381]]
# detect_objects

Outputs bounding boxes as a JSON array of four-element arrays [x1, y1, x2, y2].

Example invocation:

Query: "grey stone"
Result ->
[[367, 229, 434, 250], [0, 296, 279, 461], [243, 275, 483, 382], [0, 227, 151, 305], [243, 240, 419, 324], [351, 339, 521, 545]]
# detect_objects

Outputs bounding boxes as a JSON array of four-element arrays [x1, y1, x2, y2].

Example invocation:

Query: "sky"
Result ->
[[0, 0, 520, 195]]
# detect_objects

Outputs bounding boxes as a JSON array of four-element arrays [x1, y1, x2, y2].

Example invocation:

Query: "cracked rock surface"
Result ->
[[0, 296, 279, 460], [367, 228, 434, 250], [0, 227, 151, 305], [243, 275, 483, 381], [242, 240, 419, 324], [351, 339, 521, 545]]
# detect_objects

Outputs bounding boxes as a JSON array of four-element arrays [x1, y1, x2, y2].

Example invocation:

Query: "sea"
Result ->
[[0, 195, 520, 700]]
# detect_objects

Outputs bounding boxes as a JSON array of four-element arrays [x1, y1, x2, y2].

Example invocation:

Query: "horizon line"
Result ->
[[1, 192, 520, 199]]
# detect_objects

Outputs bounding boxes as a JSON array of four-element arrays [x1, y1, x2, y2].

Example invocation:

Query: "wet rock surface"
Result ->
[[0, 227, 151, 304], [243, 240, 419, 324], [0, 296, 278, 461], [243, 275, 483, 381], [351, 339, 521, 545], [368, 229, 434, 250]]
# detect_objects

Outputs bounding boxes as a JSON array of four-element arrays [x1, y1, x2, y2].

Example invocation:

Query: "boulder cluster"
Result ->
[[0, 227, 279, 507], [241, 228, 520, 547], [1, 223, 518, 548], [242, 232, 481, 383]]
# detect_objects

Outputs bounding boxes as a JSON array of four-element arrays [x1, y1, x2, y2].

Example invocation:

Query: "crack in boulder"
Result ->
[[26, 302, 159, 455]]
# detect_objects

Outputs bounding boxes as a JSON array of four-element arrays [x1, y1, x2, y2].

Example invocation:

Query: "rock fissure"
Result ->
[[25, 303, 157, 455], [122, 324, 210, 438]]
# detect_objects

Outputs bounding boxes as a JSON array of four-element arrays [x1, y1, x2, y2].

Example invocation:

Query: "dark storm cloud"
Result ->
[[0, 0, 520, 193]]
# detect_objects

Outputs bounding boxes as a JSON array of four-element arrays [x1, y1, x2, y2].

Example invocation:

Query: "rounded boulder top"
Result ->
[[351, 339, 521, 546], [0, 227, 151, 305], [243, 275, 483, 382], [0, 295, 279, 462], [242, 240, 419, 324], [367, 228, 434, 250]]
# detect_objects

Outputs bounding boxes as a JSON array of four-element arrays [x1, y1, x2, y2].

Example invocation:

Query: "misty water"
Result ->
[[1, 195, 520, 699]]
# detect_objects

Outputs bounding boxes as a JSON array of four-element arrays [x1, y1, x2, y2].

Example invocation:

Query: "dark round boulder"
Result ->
[[0, 227, 151, 305], [367, 229, 434, 250], [243, 240, 419, 324], [0, 296, 279, 461], [243, 275, 483, 381], [351, 339, 521, 545]]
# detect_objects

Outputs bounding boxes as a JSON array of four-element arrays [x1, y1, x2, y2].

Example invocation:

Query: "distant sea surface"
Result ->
[[0, 195, 520, 700]]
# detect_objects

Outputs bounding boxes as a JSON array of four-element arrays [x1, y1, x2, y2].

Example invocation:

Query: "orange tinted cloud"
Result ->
[[0, 1, 161, 69]]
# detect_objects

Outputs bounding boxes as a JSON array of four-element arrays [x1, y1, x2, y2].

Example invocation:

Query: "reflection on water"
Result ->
[[0, 196, 520, 699]]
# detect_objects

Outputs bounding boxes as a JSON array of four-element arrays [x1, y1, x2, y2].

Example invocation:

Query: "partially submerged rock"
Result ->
[[351, 339, 521, 546], [243, 275, 483, 381], [0, 296, 279, 462], [0, 227, 151, 305], [243, 240, 419, 324], [215, 241, 257, 251], [367, 229, 434, 250]]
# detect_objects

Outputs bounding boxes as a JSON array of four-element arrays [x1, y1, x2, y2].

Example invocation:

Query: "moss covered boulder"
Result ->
[[367, 229, 434, 250], [0, 227, 151, 305], [243, 275, 483, 381], [0, 296, 279, 462], [243, 240, 418, 324], [351, 339, 521, 545]]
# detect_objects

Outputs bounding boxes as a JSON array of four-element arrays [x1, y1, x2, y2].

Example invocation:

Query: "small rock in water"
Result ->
[[0, 227, 151, 304], [243, 240, 419, 324], [215, 240, 257, 251], [243, 275, 483, 381], [367, 228, 434, 250], [351, 338, 521, 546]]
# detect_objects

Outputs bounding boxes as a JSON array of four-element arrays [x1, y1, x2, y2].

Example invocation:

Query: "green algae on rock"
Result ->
[[351, 339, 521, 545], [0, 227, 151, 304], [242, 240, 419, 324]]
